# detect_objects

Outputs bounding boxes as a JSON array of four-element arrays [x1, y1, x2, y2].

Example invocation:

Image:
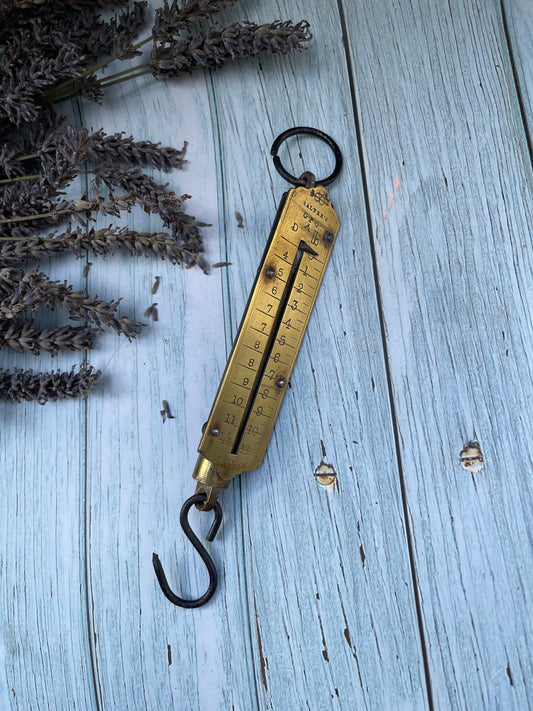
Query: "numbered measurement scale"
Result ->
[[153, 127, 342, 608], [196, 184, 339, 479]]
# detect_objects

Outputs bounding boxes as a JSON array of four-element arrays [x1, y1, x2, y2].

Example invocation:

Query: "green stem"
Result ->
[[53, 68, 154, 104], [15, 153, 39, 162], [0, 169, 99, 186], [0, 212, 57, 225], [51, 62, 153, 104], [132, 35, 153, 51], [0, 153, 40, 170], [0, 174, 42, 185], [45, 35, 154, 101], [0, 154, 45, 175], [90, 61, 153, 85], [98, 67, 153, 88], [0, 236, 65, 241]]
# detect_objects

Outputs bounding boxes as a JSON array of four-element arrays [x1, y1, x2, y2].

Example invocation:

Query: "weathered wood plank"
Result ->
[[342, 0, 533, 708], [0, 105, 97, 708], [79, 69, 244, 708], [78, 9, 429, 707], [6, 1, 533, 709], [203, 1, 429, 709], [0, 399, 96, 711]]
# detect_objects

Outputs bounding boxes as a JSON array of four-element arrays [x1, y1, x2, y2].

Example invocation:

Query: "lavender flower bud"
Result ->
[[151, 20, 312, 77], [153, 0, 237, 41], [0, 364, 101, 403], [0, 319, 95, 354]]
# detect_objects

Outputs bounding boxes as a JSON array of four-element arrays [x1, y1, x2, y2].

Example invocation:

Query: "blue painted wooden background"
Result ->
[[1, 0, 533, 709]]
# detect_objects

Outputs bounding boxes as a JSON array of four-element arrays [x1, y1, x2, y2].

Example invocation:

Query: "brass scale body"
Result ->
[[153, 127, 342, 607], [194, 181, 340, 505]]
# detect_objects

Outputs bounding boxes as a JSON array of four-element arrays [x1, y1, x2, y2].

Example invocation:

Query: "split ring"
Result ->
[[270, 126, 343, 187]]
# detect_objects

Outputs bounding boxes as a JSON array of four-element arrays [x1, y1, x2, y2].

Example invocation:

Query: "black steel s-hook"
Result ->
[[152, 494, 223, 608]]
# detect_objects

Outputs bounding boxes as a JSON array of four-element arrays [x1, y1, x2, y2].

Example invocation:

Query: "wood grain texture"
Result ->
[[204, 2, 428, 709], [81, 69, 232, 710], [79, 1, 428, 708], [342, 0, 533, 708], [3, 0, 533, 709], [0, 104, 97, 711]]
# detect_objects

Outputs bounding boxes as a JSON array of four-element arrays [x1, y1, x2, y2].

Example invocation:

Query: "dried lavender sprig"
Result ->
[[1, 126, 187, 217], [69, 226, 204, 264], [75, 226, 207, 270], [152, 0, 238, 41], [11, 4, 145, 67], [67, 294, 143, 339], [65, 128, 187, 171], [0, 192, 139, 237], [45, 0, 237, 101], [50, 18, 312, 103], [1, 125, 186, 198], [3, 2, 146, 91], [0, 179, 204, 247], [0, 36, 86, 124], [90, 161, 190, 233], [152, 20, 312, 76], [0, 126, 98, 230], [0, 268, 143, 339], [0, 319, 95, 355], [65, 18, 312, 91], [41, 4, 152, 99], [0, 364, 101, 403], [0, 180, 62, 235], [0, 225, 207, 270]]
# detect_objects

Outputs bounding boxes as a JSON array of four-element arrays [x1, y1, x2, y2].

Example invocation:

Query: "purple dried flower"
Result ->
[[0, 267, 143, 338], [152, 0, 237, 41], [0, 224, 205, 268], [0, 319, 95, 354], [0, 1, 313, 403], [0, 364, 101, 403], [0, 34, 85, 123], [151, 20, 312, 77]]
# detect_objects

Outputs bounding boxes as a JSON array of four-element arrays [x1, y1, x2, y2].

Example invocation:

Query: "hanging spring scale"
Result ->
[[153, 127, 343, 607]]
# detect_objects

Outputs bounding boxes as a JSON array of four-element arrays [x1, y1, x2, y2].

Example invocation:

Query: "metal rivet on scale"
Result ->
[[210, 427, 220, 437], [265, 266, 276, 278], [276, 377, 286, 389]]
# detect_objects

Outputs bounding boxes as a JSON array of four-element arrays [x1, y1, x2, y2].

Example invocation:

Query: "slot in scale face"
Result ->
[[199, 185, 340, 478]]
